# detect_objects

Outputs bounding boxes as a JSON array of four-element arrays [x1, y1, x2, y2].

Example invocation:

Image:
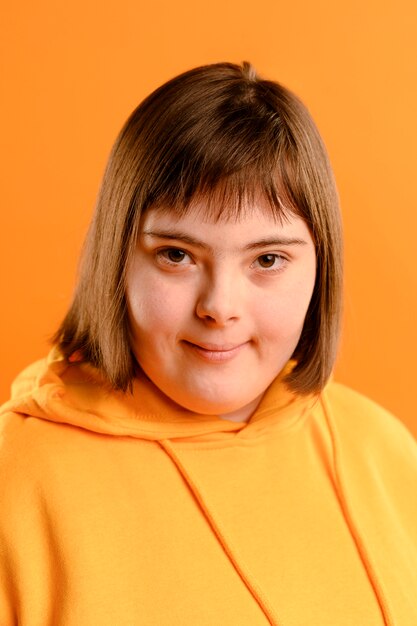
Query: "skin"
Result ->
[[125, 197, 316, 423]]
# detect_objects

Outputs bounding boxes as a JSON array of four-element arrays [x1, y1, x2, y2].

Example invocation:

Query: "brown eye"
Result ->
[[156, 247, 193, 267], [252, 253, 287, 272], [166, 249, 187, 263], [257, 254, 277, 268]]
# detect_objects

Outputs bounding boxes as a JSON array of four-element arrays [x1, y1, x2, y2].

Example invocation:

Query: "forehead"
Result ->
[[140, 199, 314, 250]]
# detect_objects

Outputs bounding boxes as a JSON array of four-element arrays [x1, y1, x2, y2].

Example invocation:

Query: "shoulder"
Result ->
[[0, 411, 40, 478], [321, 380, 417, 471], [323, 380, 411, 436]]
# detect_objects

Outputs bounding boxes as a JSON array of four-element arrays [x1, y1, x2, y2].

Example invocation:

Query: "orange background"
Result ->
[[1, 0, 416, 437]]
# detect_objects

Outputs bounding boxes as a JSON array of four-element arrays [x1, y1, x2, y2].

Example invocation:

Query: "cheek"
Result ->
[[126, 276, 190, 339], [256, 275, 316, 339], [285, 258, 317, 323], [256, 303, 304, 341]]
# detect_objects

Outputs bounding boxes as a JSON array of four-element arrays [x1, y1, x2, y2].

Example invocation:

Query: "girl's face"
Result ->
[[126, 197, 316, 422]]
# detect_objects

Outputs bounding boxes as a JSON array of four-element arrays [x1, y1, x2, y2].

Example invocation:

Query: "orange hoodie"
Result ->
[[1, 348, 416, 625]]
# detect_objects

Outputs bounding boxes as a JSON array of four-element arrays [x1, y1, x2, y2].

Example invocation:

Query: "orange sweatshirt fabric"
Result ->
[[1, 348, 417, 626]]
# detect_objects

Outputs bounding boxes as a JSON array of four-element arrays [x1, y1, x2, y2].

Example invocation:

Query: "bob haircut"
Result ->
[[54, 61, 343, 396]]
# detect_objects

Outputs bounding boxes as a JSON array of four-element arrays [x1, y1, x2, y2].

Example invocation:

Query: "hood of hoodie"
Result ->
[[1, 346, 312, 442]]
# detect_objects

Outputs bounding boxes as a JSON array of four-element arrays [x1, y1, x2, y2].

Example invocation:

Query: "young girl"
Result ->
[[1, 62, 416, 626]]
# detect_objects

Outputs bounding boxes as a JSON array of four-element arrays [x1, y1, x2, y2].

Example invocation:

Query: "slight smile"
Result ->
[[182, 340, 250, 363]]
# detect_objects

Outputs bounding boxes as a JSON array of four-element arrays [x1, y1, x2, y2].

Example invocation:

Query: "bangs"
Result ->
[[148, 164, 299, 225], [140, 118, 302, 225]]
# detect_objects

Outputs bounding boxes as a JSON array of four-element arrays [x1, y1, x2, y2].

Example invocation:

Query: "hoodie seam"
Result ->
[[159, 439, 282, 626], [168, 425, 307, 450], [321, 390, 395, 626]]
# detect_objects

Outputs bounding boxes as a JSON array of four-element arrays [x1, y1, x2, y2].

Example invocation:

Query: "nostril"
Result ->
[[195, 273, 242, 324], [195, 300, 239, 325]]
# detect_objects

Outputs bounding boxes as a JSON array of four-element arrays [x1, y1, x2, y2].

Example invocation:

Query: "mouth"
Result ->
[[182, 340, 249, 363]]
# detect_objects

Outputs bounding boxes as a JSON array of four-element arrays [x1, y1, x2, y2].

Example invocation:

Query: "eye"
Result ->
[[156, 247, 193, 266], [253, 253, 286, 271], [165, 248, 187, 263]]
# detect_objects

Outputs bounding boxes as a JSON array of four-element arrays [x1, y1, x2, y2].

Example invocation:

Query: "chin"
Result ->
[[174, 393, 244, 416], [181, 389, 261, 417]]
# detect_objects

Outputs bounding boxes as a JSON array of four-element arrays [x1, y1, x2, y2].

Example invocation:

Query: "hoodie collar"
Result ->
[[1, 347, 313, 442]]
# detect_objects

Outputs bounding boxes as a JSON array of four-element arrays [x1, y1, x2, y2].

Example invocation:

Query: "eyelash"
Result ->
[[251, 253, 287, 273], [155, 247, 288, 273], [156, 248, 193, 266]]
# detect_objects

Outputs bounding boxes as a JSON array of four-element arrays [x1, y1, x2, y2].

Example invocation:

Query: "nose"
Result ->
[[195, 269, 241, 326]]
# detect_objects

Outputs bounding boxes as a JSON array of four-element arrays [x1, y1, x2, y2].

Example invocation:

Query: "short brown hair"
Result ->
[[54, 61, 343, 395]]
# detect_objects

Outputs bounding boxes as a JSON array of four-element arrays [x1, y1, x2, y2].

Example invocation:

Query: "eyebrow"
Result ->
[[142, 229, 308, 250]]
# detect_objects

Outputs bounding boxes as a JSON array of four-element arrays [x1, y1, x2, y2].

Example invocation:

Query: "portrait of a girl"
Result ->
[[1, 62, 416, 625]]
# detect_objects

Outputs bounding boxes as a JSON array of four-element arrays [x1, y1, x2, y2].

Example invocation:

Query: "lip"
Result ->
[[182, 340, 249, 363]]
